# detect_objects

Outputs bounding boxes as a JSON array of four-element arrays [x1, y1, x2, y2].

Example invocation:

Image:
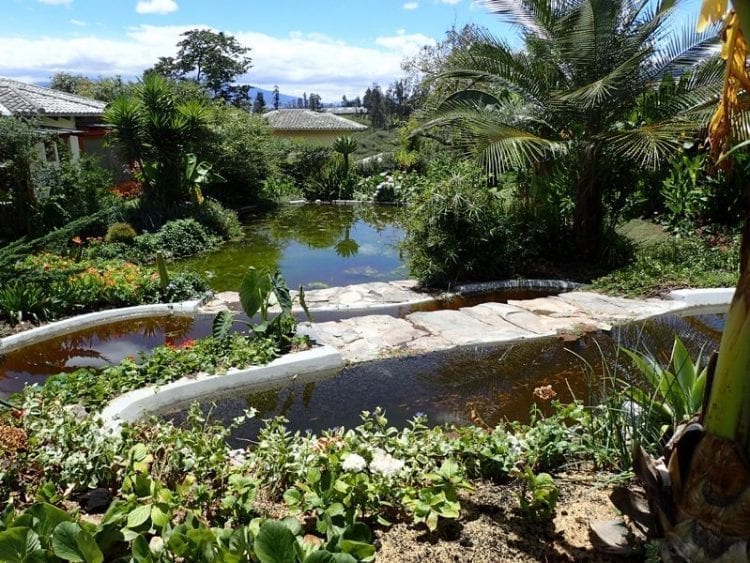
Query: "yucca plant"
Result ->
[[332, 135, 358, 175]]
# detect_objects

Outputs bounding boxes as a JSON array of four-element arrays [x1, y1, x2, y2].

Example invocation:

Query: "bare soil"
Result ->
[[374, 471, 626, 562]]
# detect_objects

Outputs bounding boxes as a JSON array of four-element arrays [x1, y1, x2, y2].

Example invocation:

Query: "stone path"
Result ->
[[202, 281, 708, 364], [202, 279, 436, 316]]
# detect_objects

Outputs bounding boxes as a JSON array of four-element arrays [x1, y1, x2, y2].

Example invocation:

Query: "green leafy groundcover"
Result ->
[[38, 333, 280, 409], [0, 321, 623, 562]]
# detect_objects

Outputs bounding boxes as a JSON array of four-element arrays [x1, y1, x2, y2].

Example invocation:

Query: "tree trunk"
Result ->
[[572, 145, 605, 259]]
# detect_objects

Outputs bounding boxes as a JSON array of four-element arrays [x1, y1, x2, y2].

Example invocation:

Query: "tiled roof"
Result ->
[[265, 109, 367, 132], [0, 77, 106, 117]]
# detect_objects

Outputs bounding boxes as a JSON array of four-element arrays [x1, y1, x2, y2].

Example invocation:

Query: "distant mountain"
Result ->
[[247, 87, 298, 108]]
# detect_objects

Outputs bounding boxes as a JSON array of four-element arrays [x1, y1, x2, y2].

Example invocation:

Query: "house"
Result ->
[[0, 77, 110, 166], [264, 109, 367, 144]]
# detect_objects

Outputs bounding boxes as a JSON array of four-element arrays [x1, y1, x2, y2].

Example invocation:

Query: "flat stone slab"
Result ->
[[309, 315, 431, 363], [201, 280, 438, 319], [406, 309, 533, 346]]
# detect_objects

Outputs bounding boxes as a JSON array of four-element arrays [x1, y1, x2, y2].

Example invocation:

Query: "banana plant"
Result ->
[[592, 3, 750, 560], [183, 153, 225, 206], [212, 267, 311, 344]]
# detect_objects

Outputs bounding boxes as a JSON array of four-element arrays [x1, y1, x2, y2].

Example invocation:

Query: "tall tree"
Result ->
[[148, 29, 252, 106], [363, 84, 387, 128], [252, 91, 266, 113], [421, 0, 722, 257], [308, 92, 322, 111], [272, 85, 280, 110]]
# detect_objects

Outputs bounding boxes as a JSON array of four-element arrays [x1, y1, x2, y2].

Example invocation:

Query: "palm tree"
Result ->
[[104, 75, 211, 223], [332, 135, 358, 175], [420, 0, 722, 257]]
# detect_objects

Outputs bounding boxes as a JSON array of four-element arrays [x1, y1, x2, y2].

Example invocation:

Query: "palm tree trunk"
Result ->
[[572, 145, 605, 259]]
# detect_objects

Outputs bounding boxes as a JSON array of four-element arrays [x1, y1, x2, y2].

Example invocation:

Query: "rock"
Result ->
[[79, 488, 113, 514]]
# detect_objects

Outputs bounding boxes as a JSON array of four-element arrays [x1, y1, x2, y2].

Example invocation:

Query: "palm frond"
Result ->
[[480, 0, 573, 40], [603, 119, 697, 168], [651, 19, 722, 78], [555, 49, 650, 109]]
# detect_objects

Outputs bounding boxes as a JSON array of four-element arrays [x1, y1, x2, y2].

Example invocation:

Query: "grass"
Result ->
[[590, 231, 739, 297], [351, 123, 399, 159]]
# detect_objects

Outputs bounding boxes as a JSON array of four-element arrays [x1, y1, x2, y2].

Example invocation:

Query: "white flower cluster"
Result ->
[[342, 453, 367, 472], [228, 448, 248, 467], [369, 448, 405, 477], [341, 449, 405, 477]]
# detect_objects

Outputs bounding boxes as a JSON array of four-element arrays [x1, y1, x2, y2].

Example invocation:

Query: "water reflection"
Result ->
[[176, 204, 407, 291], [0, 315, 214, 396]]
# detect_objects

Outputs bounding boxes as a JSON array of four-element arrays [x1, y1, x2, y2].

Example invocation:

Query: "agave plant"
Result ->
[[621, 337, 708, 439]]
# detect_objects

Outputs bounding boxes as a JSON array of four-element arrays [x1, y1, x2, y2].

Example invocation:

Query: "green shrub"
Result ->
[[136, 218, 220, 259], [32, 156, 115, 236], [402, 161, 568, 286], [203, 105, 274, 207], [195, 198, 242, 240], [105, 222, 137, 244]]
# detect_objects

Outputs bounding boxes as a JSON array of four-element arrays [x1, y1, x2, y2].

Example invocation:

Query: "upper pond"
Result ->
[[177, 204, 408, 292]]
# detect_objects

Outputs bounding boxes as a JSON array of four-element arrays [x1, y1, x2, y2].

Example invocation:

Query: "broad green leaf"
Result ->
[[337, 523, 375, 561], [52, 522, 85, 562], [212, 310, 234, 341], [0, 527, 42, 562], [254, 521, 297, 563], [130, 534, 151, 562], [271, 272, 293, 315], [126, 505, 152, 530], [51, 521, 103, 563], [25, 503, 73, 543], [240, 267, 272, 319]]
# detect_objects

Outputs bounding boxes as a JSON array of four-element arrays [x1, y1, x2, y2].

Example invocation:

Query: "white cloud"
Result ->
[[375, 30, 435, 56], [135, 0, 178, 15], [37, 0, 73, 5], [403, 2, 419, 9], [0, 25, 436, 100], [69, 19, 86, 26], [437, 0, 462, 4]]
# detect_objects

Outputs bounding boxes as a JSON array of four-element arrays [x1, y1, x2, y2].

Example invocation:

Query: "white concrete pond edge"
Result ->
[[0, 299, 205, 355], [100, 344, 343, 430], [0, 285, 735, 427]]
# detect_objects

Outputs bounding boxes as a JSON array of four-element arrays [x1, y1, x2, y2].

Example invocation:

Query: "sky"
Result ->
[[0, 0, 511, 101]]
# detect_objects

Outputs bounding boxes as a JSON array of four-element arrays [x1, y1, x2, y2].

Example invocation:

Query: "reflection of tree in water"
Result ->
[[334, 226, 359, 258], [0, 316, 195, 378]]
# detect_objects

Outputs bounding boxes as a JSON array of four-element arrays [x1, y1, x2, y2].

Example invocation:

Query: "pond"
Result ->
[[177, 204, 408, 292], [161, 311, 725, 447], [0, 315, 215, 396]]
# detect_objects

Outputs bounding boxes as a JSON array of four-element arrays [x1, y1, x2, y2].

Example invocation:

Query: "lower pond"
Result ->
[[160, 311, 725, 447], [176, 204, 408, 292]]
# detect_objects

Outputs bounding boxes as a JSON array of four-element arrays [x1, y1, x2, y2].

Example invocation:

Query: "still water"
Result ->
[[176, 204, 408, 292], [0, 315, 214, 396], [161, 312, 725, 445]]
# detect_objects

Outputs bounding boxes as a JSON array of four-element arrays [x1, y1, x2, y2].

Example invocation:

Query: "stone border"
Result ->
[[100, 345, 343, 428], [667, 287, 735, 311], [0, 299, 204, 354], [453, 279, 583, 295]]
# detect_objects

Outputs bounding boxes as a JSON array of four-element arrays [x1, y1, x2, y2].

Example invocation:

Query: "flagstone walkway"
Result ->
[[202, 281, 720, 364]]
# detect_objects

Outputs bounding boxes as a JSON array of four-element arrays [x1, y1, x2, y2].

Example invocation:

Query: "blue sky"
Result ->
[[0, 0, 509, 100]]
